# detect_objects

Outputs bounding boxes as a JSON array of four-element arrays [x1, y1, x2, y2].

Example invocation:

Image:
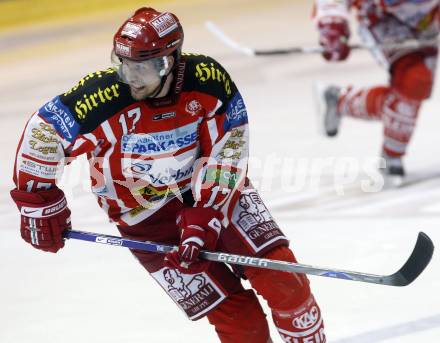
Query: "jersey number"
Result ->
[[119, 107, 141, 134], [26, 180, 52, 192]]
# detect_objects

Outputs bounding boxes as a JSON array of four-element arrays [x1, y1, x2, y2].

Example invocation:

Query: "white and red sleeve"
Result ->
[[192, 91, 249, 223], [13, 96, 83, 192]]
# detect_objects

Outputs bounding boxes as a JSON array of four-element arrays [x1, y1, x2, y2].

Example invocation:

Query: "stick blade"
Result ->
[[386, 232, 434, 286]]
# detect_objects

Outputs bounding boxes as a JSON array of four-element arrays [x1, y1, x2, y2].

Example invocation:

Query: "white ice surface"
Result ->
[[1, 1, 439, 342]]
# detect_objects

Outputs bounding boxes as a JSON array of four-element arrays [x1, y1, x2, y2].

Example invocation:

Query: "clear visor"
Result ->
[[111, 50, 169, 86]]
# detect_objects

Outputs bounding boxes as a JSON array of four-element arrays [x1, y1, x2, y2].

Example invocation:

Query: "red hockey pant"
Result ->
[[118, 196, 325, 343]]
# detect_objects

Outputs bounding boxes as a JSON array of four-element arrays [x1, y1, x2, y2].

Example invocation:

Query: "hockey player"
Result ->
[[10, 7, 325, 343], [314, 0, 439, 181]]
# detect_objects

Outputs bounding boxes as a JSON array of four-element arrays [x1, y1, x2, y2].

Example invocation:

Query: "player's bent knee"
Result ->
[[365, 86, 389, 115], [246, 246, 326, 342], [207, 289, 270, 343], [391, 54, 434, 101]]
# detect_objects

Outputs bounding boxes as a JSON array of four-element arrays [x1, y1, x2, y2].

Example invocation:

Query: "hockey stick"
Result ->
[[64, 229, 433, 287], [205, 21, 438, 56]]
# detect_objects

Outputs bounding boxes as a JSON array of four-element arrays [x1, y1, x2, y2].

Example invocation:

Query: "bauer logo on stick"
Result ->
[[96, 236, 123, 246]]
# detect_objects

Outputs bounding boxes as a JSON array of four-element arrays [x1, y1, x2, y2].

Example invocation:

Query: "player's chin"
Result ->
[[129, 85, 150, 101]]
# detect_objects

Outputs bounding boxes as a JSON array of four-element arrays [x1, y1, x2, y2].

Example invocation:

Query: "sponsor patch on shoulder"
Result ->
[[224, 92, 248, 131], [38, 96, 80, 142]]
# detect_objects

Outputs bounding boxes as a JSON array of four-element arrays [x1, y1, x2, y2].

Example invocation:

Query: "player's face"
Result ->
[[119, 56, 171, 100]]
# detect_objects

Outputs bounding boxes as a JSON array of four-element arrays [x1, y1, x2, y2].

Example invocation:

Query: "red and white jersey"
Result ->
[[315, 0, 439, 33], [13, 53, 249, 226], [314, 0, 439, 63]]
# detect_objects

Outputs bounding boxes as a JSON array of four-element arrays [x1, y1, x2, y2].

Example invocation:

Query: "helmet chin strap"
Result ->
[[145, 57, 173, 99], [146, 72, 170, 98]]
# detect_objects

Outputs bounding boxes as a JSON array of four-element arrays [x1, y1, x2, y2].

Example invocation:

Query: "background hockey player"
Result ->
[[314, 0, 439, 182], [10, 7, 325, 343]]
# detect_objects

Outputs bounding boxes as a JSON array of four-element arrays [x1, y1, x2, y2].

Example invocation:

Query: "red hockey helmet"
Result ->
[[113, 7, 184, 61]]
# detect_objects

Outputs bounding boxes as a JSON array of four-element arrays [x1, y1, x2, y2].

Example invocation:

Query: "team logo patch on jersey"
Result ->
[[121, 122, 198, 155], [185, 99, 202, 116], [149, 12, 178, 38]]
